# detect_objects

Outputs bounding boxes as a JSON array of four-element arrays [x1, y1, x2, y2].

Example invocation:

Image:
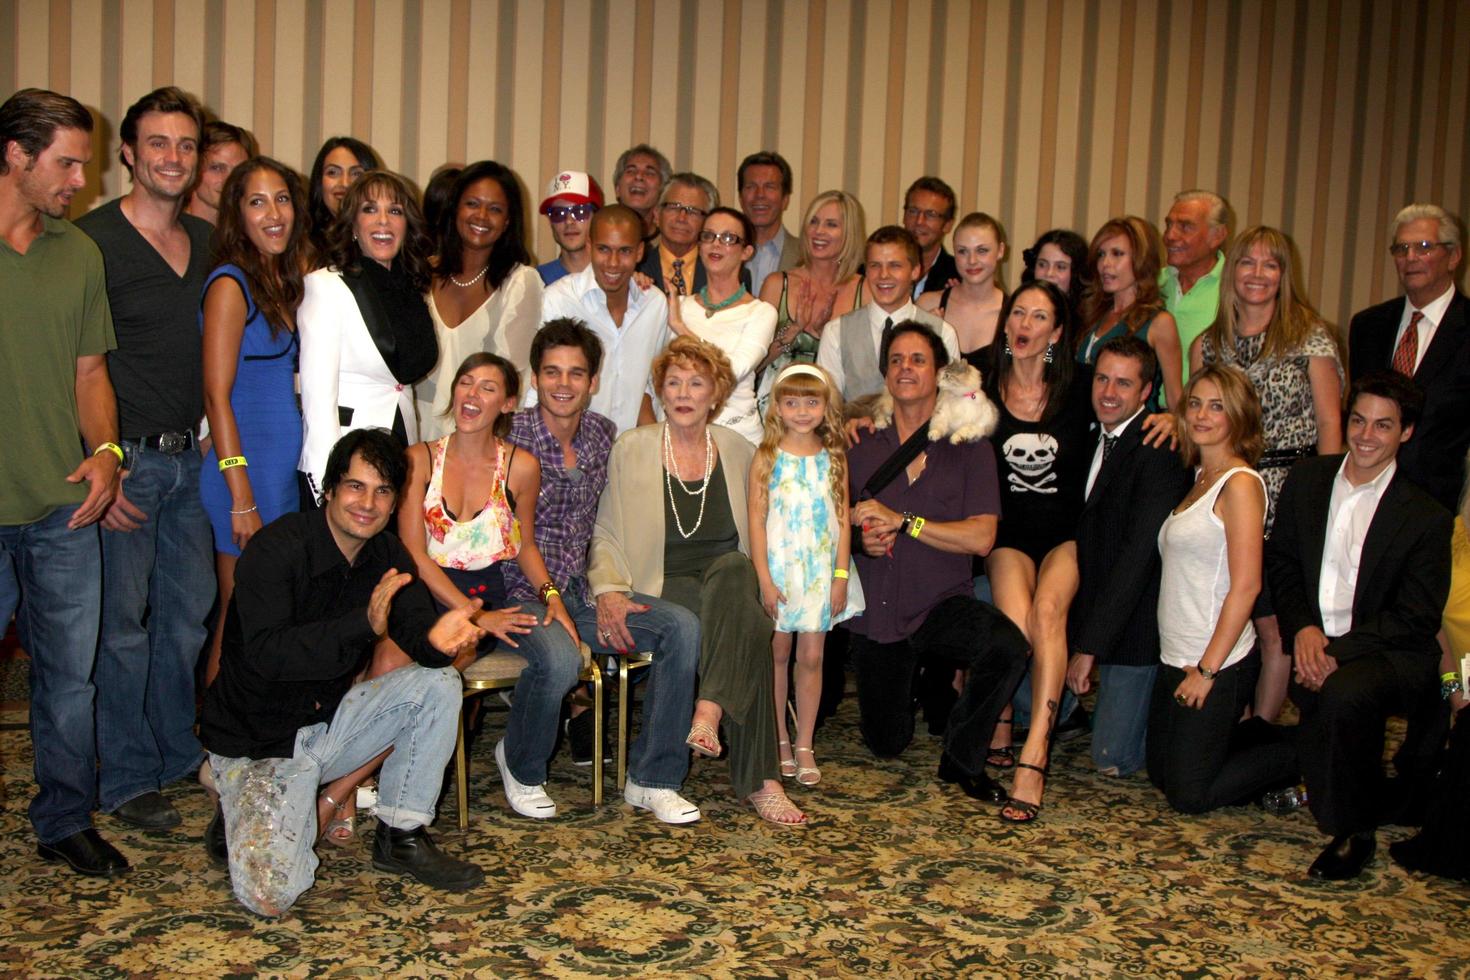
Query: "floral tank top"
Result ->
[[422, 436, 520, 570]]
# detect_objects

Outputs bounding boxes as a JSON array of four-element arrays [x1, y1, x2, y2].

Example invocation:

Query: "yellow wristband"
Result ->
[[1444, 672, 1459, 683], [218, 456, 248, 472], [833, 568, 849, 580], [908, 516, 925, 538], [94, 442, 124, 464]]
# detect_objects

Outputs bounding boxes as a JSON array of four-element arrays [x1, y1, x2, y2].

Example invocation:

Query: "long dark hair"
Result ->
[[324, 171, 434, 291], [435, 160, 533, 292], [307, 136, 380, 254], [1021, 228, 1089, 318], [984, 279, 1075, 424], [211, 157, 311, 336]]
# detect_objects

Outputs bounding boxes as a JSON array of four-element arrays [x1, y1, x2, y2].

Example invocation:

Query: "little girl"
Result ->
[[749, 363, 864, 787]]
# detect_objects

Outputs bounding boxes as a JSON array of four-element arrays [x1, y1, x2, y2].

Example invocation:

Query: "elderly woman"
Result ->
[[755, 190, 867, 408], [666, 207, 778, 443], [590, 336, 806, 825], [298, 171, 438, 502]]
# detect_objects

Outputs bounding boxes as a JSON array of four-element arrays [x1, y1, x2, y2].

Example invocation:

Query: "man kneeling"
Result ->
[[200, 429, 485, 916]]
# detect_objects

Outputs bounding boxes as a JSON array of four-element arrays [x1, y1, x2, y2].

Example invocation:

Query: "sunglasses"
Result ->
[[547, 204, 597, 224]]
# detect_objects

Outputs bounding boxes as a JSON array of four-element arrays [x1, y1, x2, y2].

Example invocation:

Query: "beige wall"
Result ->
[[5, 0, 1467, 331]]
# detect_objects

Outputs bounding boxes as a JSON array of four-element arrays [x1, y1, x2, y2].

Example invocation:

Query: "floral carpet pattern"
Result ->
[[0, 662, 1466, 978]]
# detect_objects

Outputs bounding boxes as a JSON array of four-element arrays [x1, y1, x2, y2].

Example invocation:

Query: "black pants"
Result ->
[[1147, 655, 1297, 813], [849, 595, 1028, 773], [1291, 651, 1441, 837]]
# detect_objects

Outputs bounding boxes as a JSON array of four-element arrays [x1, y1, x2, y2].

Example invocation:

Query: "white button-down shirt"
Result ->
[[531, 265, 670, 434], [1318, 457, 1396, 637], [1393, 284, 1454, 374], [1084, 406, 1147, 500]]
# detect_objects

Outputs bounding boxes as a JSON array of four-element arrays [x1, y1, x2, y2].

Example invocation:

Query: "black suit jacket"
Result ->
[[919, 247, 958, 295], [1070, 420, 1192, 667], [1266, 454, 1451, 680], [1347, 290, 1470, 512], [636, 246, 751, 295]]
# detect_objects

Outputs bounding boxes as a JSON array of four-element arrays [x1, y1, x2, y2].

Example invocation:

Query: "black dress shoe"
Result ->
[[204, 805, 228, 866], [371, 821, 484, 891], [1308, 833, 1376, 881], [1388, 835, 1435, 875], [937, 753, 1008, 803], [1015, 705, 1091, 745], [37, 829, 130, 877], [111, 791, 181, 830]]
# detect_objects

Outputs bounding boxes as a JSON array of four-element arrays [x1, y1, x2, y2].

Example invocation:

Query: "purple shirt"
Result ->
[[504, 406, 617, 605], [847, 428, 1001, 643]]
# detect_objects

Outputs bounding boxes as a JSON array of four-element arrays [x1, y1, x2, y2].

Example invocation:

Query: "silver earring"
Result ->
[[1004, 341, 1013, 357], [1044, 342, 1055, 364]]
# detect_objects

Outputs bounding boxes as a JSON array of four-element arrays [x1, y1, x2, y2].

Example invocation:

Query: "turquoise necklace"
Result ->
[[698, 283, 747, 318]]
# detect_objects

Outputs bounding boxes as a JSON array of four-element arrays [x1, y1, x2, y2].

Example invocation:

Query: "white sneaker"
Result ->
[[624, 779, 702, 824], [494, 739, 557, 819]]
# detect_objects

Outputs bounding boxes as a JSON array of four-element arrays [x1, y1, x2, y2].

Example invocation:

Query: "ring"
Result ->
[[1175, 694, 1187, 705], [601, 630, 612, 641]]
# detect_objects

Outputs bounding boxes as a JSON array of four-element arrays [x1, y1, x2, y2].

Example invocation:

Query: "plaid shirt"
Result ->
[[503, 406, 617, 605]]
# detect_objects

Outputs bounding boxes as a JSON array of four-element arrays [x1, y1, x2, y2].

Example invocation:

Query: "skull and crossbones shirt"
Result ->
[[990, 373, 1096, 558]]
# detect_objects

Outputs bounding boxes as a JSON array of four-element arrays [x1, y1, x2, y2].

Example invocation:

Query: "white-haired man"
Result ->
[[1159, 189, 1231, 384]]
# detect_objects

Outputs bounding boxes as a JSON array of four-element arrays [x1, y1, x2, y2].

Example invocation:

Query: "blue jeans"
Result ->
[[97, 446, 214, 810], [0, 504, 102, 844], [499, 607, 583, 786], [210, 664, 461, 916], [511, 589, 701, 790], [1091, 664, 1157, 775]]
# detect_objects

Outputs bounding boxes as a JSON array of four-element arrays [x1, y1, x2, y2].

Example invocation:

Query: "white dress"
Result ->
[[678, 295, 778, 444], [414, 262, 543, 441]]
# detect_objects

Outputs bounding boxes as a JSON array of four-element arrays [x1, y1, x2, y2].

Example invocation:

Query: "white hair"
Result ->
[[1172, 189, 1231, 232], [659, 171, 719, 211], [1392, 203, 1461, 251]]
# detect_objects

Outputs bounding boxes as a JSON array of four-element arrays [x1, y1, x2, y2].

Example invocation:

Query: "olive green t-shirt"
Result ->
[[0, 215, 117, 524]]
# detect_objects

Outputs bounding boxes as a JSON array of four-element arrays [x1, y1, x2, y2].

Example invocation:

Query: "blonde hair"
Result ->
[[650, 336, 736, 420], [1204, 226, 1333, 365], [1175, 364, 1264, 468], [1080, 216, 1167, 342], [753, 366, 848, 518], [798, 190, 867, 281]]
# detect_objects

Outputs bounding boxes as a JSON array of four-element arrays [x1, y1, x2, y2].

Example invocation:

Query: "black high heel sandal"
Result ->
[[999, 762, 1047, 824]]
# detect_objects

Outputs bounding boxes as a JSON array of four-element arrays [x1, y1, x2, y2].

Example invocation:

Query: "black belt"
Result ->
[[129, 431, 197, 454]]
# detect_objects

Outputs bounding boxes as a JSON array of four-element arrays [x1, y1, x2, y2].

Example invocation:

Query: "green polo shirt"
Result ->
[[0, 215, 117, 525], [1159, 249, 1225, 385]]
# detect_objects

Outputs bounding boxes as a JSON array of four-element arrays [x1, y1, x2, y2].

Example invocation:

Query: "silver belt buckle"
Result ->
[[158, 431, 190, 454]]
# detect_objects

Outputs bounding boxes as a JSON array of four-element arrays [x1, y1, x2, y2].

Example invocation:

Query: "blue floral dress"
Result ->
[[765, 449, 865, 632]]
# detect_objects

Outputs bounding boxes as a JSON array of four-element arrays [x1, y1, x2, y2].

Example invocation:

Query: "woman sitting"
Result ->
[[590, 336, 806, 825], [1190, 226, 1343, 722], [397, 352, 581, 820], [298, 171, 438, 502], [665, 206, 778, 443], [1146, 364, 1295, 813]]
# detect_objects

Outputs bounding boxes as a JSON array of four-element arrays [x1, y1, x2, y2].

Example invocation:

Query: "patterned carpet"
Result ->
[[0, 655, 1466, 978]]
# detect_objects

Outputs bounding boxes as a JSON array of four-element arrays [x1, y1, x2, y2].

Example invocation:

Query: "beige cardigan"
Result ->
[[589, 423, 754, 599]]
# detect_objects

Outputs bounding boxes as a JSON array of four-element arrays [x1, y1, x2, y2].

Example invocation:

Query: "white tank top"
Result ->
[[1156, 466, 1266, 671]]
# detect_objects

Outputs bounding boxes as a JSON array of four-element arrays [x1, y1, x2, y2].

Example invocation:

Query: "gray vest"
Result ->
[[837, 307, 948, 403]]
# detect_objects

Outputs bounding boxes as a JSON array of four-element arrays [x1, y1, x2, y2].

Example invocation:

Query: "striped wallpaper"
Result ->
[[4, 0, 1467, 333]]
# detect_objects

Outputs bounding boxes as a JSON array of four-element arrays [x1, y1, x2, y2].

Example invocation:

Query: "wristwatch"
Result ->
[[1197, 664, 1217, 680]]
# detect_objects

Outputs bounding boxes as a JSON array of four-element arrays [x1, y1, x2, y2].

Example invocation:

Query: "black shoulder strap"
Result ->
[[858, 420, 931, 500]]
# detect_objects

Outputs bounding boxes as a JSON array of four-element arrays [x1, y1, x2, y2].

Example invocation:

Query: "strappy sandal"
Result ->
[[1000, 762, 1047, 824], [778, 740, 798, 779], [747, 787, 808, 826], [793, 746, 821, 787], [987, 715, 1016, 769], [319, 792, 355, 847], [685, 720, 722, 758]]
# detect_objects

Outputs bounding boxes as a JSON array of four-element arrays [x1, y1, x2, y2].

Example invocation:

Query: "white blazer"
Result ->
[[298, 267, 421, 497]]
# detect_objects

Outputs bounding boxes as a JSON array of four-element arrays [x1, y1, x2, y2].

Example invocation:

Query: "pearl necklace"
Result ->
[[663, 424, 714, 539], [698, 284, 747, 318], [449, 264, 488, 288]]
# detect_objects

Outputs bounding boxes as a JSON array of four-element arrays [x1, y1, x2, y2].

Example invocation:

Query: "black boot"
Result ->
[[371, 821, 484, 891], [204, 805, 228, 866]]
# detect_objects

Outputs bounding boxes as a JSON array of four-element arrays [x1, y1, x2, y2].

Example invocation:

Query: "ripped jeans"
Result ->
[[208, 664, 461, 916]]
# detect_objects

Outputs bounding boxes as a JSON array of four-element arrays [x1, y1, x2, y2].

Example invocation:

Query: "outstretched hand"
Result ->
[[430, 599, 488, 656]]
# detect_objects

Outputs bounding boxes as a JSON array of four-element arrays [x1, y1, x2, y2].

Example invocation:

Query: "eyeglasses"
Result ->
[[547, 204, 597, 224], [903, 206, 950, 223], [1388, 240, 1453, 258], [661, 202, 708, 219], [699, 230, 745, 246]]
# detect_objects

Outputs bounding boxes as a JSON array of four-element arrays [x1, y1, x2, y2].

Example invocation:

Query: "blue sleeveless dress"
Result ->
[[198, 264, 303, 556]]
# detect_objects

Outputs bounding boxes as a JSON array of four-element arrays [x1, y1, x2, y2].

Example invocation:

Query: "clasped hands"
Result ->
[[851, 498, 902, 557]]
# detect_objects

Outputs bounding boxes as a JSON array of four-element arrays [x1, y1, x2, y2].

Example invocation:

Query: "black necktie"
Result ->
[[672, 258, 688, 295], [1101, 434, 1118, 465], [881, 316, 894, 345]]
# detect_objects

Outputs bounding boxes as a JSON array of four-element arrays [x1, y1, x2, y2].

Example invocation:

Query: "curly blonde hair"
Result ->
[[752, 365, 848, 518], [651, 336, 736, 421]]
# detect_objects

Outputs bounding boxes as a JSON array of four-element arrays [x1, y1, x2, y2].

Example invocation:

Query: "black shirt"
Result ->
[[75, 198, 213, 438], [200, 508, 453, 760]]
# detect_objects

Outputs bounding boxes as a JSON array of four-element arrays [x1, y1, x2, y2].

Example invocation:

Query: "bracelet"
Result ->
[[538, 581, 562, 603], [833, 568, 849, 580], [229, 505, 258, 516], [1442, 671, 1463, 700], [218, 455, 248, 471], [897, 512, 914, 536], [1197, 664, 1217, 680], [94, 442, 124, 464], [908, 516, 925, 539]]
